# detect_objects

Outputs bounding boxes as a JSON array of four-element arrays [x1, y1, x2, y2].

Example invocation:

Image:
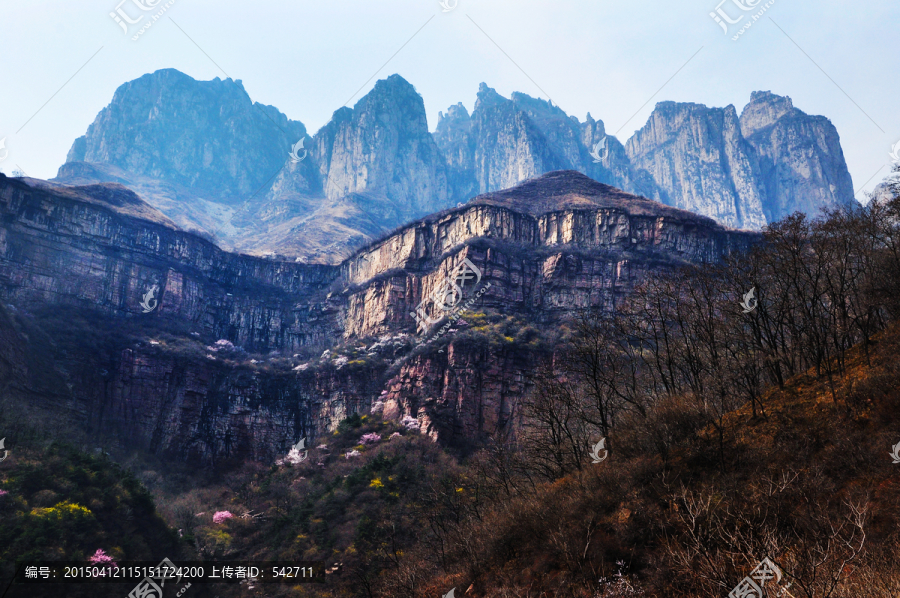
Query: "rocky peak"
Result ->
[[474, 82, 507, 111], [739, 91, 796, 138], [626, 101, 768, 229], [509, 92, 568, 119], [436, 102, 471, 131], [58, 72, 858, 264], [65, 68, 306, 204], [312, 74, 449, 216], [739, 91, 855, 222]]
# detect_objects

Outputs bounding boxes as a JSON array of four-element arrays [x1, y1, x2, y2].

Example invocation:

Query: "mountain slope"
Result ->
[[0, 169, 756, 461]]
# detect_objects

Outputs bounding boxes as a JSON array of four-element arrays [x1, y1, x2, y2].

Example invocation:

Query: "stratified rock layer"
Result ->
[[1, 170, 756, 462]]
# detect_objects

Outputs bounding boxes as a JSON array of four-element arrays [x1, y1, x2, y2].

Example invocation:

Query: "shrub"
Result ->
[[212, 511, 234, 524], [89, 549, 117, 567], [359, 433, 381, 445]]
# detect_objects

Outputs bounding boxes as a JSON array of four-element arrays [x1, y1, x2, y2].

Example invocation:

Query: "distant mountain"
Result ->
[[624, 91, 856, 228], [625, 100, 769, 229], [66, 68, 306, 204], [433, 83, 659, 202], [739, 91, 856, 223], [232, 75, 451, 262], [56, 70, 856, 263], [59, 72, 451, 264]]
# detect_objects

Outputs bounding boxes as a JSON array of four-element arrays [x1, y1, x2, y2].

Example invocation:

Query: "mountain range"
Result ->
[[0, 169, 755, 459], [55, 69, 855, 264]]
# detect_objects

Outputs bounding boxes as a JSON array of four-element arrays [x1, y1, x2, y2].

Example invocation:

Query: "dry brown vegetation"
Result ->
[[354, 179, 900, 597]]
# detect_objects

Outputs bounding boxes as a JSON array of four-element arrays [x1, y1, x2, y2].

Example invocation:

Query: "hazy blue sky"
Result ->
[[1, 0, 897, 200]]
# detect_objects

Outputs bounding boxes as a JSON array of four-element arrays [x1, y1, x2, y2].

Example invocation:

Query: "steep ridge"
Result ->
[[0, 170, 758, 461], [58, 72, 451, 265], [66, 68, 307, 205], [235, 75, 451, 262], [0, 174, 340, 351], [626, 92, 856, 228], [739, 91, 856, 223], [433, 84, 658, 201], [625, 101, 769, 229], [312, 75, 450, 213]]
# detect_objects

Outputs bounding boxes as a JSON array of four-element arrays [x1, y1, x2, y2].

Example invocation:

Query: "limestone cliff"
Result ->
[[739, 91, 856, 222], [433, 84, 657, 201], [5, 169, 757, 461], [66, 68, 306, 205], [625, 101, 768, 229], [625, 93, 856, 229], [59, 71, 855, 264]]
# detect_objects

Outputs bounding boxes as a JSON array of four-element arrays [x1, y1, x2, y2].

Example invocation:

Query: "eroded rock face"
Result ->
[[626, 92, 856, 229], [86, 347, 381, 464], [0, 176, 341, 352], [59, 71, 854, 265], [626, 102, 768, 229], [313, 75, 450, 217], [434, 84, 658, 203], [67, 68, 306, 204], [739, 91, 856, 223], [0, 170, 757, 462]]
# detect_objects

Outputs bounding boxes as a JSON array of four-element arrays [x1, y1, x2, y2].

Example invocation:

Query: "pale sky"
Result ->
[[1, 0, 897, 200]]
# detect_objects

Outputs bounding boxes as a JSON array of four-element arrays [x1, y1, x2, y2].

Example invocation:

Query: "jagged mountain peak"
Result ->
[[509, 91, 568, 117], [354, 73, 421, 109], [739, 90, 798, 137], [108, 68, 250, 107], [56, 71, 856, 263], [746, 89, 794, 108], [437, 102, 470, 126], [475, 83, 508, 111], [651, 100, 720, 113], [64, 68, 306, 204]]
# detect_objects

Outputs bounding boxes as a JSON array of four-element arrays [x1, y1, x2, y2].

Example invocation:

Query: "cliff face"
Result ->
[[313, 75, 450, 216], [626, 92, 856, 229], [739, 91, 856, 222], [8, 169, 758, 461], [0, 176, 340, 352], [67, 69, 306, 204], [340, 172, 749, 337], [626, 102, 768, 229], [433, 84, 658, 202], [5, 169, 756, 462]]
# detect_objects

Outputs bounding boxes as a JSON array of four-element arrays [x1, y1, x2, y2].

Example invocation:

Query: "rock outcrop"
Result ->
[[312, 75, 450, 215], [739, 91, 856, 223], [625, 92, 856, 228], [626, 101, 768, 229], [0, 175, 341, 352], [433, 84, 657, 202], [66, 68, 307, 205], [0, 170, 759, 461]]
